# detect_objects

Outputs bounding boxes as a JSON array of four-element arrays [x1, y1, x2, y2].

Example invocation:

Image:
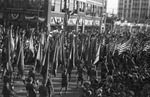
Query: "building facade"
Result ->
[[0, 0, 107, 31], [118, 0, 150, 23]]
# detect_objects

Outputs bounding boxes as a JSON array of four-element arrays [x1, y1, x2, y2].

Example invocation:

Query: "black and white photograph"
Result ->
[[1, 0, 150, 97]]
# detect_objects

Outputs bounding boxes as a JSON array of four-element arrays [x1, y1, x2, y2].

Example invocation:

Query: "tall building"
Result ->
[[118, 0, 150, 23]]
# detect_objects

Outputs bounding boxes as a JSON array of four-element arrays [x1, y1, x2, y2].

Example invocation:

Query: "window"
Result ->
[[98, 7, 102, 17], [66, 0, 70, 9], [55, 0, 61, 12], [51, 0, 55, 11], [69, 0, 74, 11], [86, 4, 91, 15]]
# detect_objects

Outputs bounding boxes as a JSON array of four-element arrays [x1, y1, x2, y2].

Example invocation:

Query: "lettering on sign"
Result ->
[[78, 18, 83, 26], [85, 19, 93, 26], [50, 17, 64, 25], [93, 20, 100, 26], [50, 17, 55, 24]]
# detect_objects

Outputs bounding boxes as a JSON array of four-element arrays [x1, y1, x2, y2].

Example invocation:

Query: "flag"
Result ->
[[41, 34, 50, 78], [29, 34, 34, 57], [52, 35, 60, 76], [41, 44, 50, 83], [17, 40, 24, 78], [10, 28, 15, 53], [41, 33, 45, 45], [93, 44, 101, 64], [61, 32, 66, 67], [72, 35, 76, 68], [5, 30, 13, 73], [15, 27, 19, 50], [58, 34, 63, 63], [35, 42, 42, 73], [117, 38, 133, 55], [52, 38, 59, 76]]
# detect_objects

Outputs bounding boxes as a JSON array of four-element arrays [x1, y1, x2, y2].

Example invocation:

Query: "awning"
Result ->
[[76, 0, 87, 2], [76, 0, 103, 6], [86, 0, 103, 6]]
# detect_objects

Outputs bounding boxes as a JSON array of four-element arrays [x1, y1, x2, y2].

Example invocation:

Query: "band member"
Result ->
[[60, 69, 68, 95], [90, 65, 97, 82], [28, 66, 35, 83], [76, 65, 84, 88], [2, 82, 15, 97], [39, 80, 49, 97], [26, 77, 36, 97], [46, 74, 54, 97]]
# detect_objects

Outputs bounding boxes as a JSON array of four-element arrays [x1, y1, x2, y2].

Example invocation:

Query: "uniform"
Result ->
[[39, 85, 48, 97], [61, 72, 68, 87], [26, 83, 36, 97]]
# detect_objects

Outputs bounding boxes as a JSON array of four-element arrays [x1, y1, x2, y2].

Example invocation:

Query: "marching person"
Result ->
[[3, 71, 11, 85], [90, 65, 97, 83], [76, 64, 85, 88], [28, 66, 36, 83], [39, 80, 49, 97], [46, 74, 54, 97], [26, 77, 37, 97], [59, 69, 68, 95], [2, 82, 16, 97]]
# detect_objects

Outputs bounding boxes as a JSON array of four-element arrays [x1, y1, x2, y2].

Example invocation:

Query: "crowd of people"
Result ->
[[0, 24, 150, 97]]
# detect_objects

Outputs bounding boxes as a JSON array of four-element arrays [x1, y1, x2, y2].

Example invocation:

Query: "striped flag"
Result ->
[[117, 38, 132, 55]]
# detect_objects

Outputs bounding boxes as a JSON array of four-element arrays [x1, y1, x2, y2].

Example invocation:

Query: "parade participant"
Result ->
[[39, 80, 49, 97], [2, 82, 14, 97], [90, 65, 97, 83], [82, 81, 93, 97], [86, 64, 91, 80], [3, 71, 11, 85], [76, 64, 84, 88], [101, 60, 109, 80], [46, 74, 54, 97], [28, 66, 35, 83], [67, 61, 73, 82], [1, 48, 7, 79], [60, 69, 68, 95], [26, 77, 36, 97]]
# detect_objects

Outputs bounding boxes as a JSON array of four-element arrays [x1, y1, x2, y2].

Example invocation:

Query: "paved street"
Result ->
[[0, 65, 83, 97]]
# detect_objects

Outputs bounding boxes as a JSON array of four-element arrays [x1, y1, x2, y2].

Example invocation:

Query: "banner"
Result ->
[[85, 19, 93, 26], [25, 16, 35, 20], [11, 13, 19, 20], [68, 17, 77, 26], [38, 17, 45, 22], [78, 18, 83, 26], [50, 17, 64, 25], [93, 20, 100, 26]]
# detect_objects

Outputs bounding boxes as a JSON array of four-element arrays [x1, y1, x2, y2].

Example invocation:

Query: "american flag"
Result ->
[[117, 38, 133, 55], [143, 45, 150, 51]]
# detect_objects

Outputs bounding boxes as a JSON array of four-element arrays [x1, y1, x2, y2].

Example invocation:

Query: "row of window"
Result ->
[[0, 0, 103, 17], [51, 0, 102, 17], [118, 13, 148, 19]]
